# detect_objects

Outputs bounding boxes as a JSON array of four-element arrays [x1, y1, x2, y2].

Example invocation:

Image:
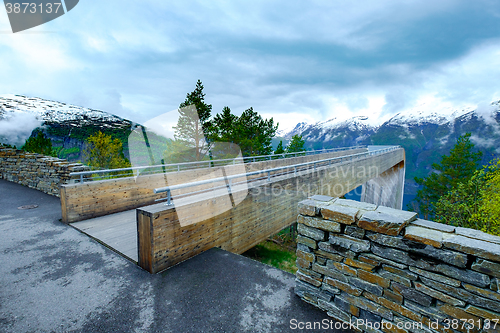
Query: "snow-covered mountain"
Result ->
[[0, 94, 134, 160], [0, 94, 132, 129], [281, 101, 500, 200]]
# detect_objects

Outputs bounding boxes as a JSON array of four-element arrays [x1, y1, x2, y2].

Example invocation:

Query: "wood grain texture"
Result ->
[[61, 148, 366, 223], [138, 149, 405, 273]]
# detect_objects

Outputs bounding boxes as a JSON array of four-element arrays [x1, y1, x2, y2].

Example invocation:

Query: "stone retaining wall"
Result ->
[[295, 196, 500, 333], [0, 147, 88, 197]]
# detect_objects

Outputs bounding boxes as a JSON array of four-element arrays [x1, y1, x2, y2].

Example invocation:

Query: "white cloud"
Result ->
[[0, 112, 42, 146]]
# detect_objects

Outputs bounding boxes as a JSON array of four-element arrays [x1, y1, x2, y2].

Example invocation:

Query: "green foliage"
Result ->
[[174, 80, 213, 161], [234, 107, 278, 156], [474, 164, 500, 236], [168, 81, 278, 162], [54, 147, 81, 159], [242, 241, 297, 274], [206, 106, 278, 157], [434, 159, 500, 236], [22, 131, 56, 156], [84, 131, 131, 170], [412, 133, 482, 219], [207, 106, 237, 143], [285, 134, 306, 154], [434, 170, 485, 230], [0, 142, 16, 149], [274, 140, 285, 155]]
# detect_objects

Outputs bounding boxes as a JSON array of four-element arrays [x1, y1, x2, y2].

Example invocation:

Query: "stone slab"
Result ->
[[370, 243, 416, 266], [443, 235, 500, 263], [318, 241, 356, 259], [298, 199, 320, 216], [471, 258, 500, 279], [382, 265, 418, 281], [462, 283, 500, 302], [298, 214, 342, 233], [410, 219, 456, 233], [358, 211, 409, 236], [321, 204, 359, 225], [409, 266, 461, 287], [358, 269, 390, 288], [329, 234, 370, 253], [435, 264, 490, 288], [404, 225, 443, 248], [421, 277, 500, 312], [391, 282, 433, 307], [455, 227, 500, 245], [335, 198, 377, 211], [413, 281, 465, 307], [309, 195, 336, 202], [404, 300, 447, 322], [344, 225, 365, 239], [358, 253, 407, 270], [465, 305, 500, 321], [375, 206, 417, 223], [297, 235, 317, 249], [378, 270, 412, 287], [298, 223, 325, 241]]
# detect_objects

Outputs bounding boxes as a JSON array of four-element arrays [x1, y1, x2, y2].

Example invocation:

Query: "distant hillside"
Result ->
[[0, 94, 135, 162], [281, 101, 500, 200]]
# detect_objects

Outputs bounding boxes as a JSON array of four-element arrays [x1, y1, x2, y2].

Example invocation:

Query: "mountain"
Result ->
[[282, 101, 500, 205], [0, 94, 135, 161]]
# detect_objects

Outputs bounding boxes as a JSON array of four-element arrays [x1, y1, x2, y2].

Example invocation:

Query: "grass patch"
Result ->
[[242, 225, 298, 274]]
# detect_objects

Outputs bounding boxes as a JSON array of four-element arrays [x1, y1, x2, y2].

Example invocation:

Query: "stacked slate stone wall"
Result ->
[[0, 146, 88, 197], [295, 196, 500, 333]]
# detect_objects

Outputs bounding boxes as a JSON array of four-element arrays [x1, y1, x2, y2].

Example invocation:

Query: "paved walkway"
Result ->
[[0, 180, 349, 333]]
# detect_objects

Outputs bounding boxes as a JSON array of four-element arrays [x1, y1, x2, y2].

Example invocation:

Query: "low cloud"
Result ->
[[0, 112, 42, 146]]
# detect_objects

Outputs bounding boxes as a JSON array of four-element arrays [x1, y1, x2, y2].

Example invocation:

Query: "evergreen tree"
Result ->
[[434, 159, 500, 236], [412, 133, 482, 219], [274, 140, 285, 155], [84, 131, 131, 170], [233, 107, 278, 156], [174, 80, 213, 161], [207, 106, 237, 143], [208, 106, 278, 157], [285, 135, 306, 154], [22, 131, 55, 156]]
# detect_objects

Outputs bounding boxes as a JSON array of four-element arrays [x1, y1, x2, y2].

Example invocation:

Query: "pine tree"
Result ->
[[84, 131, 131, 170], [413, 133, 482, 219], [22, 131, 55, 156], [174, 80, 213, 161], [207, 106, 237, 143], [285, 135, 306, 154], [274, 140, 285, 155], [233, 107, 278, 156]]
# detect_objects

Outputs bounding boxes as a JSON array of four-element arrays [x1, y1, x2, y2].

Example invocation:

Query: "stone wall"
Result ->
[[295, 196, 500, 333], [0, 147, 88, 197]]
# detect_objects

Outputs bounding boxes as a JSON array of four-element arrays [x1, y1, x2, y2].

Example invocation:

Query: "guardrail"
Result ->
[[154, 146, 401, 205], [69, 145, 366, 183]]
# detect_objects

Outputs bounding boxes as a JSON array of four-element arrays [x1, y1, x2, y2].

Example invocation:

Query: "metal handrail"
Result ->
[[154, 145, 402, 205], [69, 145, 366, 183]]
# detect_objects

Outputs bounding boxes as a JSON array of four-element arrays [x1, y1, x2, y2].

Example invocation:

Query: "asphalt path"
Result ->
[[0, 179, 350, 333]]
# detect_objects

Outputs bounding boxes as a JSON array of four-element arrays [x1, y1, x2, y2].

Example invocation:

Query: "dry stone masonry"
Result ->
[[0, 146, 88, 197], [295, 196, 500, 333]]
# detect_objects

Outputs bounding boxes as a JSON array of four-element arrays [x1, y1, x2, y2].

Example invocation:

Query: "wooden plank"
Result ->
[[137, 210, 153, 273], [139, 149, 405, 273], [61, 149, 367, 223]]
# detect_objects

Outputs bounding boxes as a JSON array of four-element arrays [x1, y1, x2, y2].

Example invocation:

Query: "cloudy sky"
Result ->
[[1, 0, 500, 132]]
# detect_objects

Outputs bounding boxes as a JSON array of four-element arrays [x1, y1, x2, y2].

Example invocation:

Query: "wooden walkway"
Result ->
[[69, 181, 253, 264], [71, 210, 139, 262]]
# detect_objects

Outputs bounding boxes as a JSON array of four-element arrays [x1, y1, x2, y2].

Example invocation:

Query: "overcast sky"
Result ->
[[1, 0, 500, 132]]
